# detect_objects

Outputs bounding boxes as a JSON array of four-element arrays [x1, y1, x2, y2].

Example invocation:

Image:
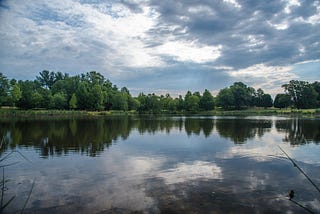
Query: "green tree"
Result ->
[[185, 94, 199, 112], [160, 94, 173, 111], [36, 70, 56, 89], [90, 84, 105, 110], [176, 95, 184, 111], [230, 82, 254, 109], [9, 83, 22, 107], [53, 92, 67, 109], [148, 93, 161, 113], [76, 82, 90, 110], [282, 80, 318, 109], [261, 94, 273, 108], [274, 94, 291, 109], [0, 73, 9, 106], [128, 96, 140, 110], [254, 88, 273, 108], [69, 93, 78, 109], [112, 92, 128, 111], [84, 71, 105, 86], [312, 81, 320, 107], [38, 87, 53, 108], [254, 88, 264, 107], [168, 98, 178, 112], [31, 92, 43, 108], [17, 80, 50, 109], [216, 88, 234, 109], [199, 89, 214, 110], [51, 76, 80, 101], [137, 93, 147, 112]]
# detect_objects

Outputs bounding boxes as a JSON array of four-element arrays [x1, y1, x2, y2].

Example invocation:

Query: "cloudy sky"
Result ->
[[0, 0, 319, 96]]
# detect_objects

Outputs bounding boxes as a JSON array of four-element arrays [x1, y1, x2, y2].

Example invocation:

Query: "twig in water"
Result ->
[[289, 198, 315, 214], [20, 179, 36, 214], [1, 168, 4, 209], [278, 145, 320, 193], [0, 168, 16, 213]]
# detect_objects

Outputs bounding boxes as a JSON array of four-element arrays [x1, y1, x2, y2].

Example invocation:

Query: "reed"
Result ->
[[0, 136, 35, 213]]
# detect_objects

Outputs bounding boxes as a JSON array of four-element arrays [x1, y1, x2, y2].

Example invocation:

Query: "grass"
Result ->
[[0, 107, 319, 119], [192, 108, 319, 117]]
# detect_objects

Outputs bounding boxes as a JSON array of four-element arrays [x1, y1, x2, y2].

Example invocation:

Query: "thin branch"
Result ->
[[20, 179, 35, 214], [278, 146, 320, 193], [290, 199, 315, 214], [0, 161, 21, 168], [1, 168, 4, 209], [0, 195, 16, 212]]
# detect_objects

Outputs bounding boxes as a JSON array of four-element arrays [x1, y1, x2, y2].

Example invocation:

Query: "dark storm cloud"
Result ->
[[146, 0, 320, 69]]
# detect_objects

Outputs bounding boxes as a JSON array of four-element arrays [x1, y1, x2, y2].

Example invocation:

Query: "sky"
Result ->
[[0, 0, 319, 96]]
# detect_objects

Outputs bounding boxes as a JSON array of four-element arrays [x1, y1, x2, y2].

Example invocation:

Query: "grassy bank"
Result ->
[[201, 108, 319, 117], [0, 108, 137, 119], [0, 108, 319, 119]]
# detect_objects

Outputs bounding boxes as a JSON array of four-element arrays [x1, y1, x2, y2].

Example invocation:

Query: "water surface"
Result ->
[[1, 116, 319, 213]]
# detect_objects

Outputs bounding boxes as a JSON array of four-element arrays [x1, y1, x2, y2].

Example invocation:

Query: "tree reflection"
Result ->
[[276, 119, 320, 145], [0, 118, 133, 157], [184, 119, 214, 137], [1, 117, 318, 157], [215, 119, 272, 144]]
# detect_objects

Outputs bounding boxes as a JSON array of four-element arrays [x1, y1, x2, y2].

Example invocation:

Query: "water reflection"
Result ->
[[1, 116, 320, 213], [1, 116, 320, 157], [276, 118, 320, 145], [157, 161, 222, 185], [216, 119, 272, 144]]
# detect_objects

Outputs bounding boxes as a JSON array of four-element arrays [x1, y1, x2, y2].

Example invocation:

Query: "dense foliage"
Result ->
[[0, 71, 319, 111]]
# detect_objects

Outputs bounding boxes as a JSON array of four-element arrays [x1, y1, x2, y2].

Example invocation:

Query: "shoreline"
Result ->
[[1, 108, 319, 119]]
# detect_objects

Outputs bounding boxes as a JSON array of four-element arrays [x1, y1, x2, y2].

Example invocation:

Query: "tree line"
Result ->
[[0, 71, 319, 112]]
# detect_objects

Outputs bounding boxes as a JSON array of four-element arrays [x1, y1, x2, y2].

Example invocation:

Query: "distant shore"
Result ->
[[1, 108, 319, 119]]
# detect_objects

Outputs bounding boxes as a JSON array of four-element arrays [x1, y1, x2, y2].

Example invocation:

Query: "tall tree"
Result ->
[[254, 88, 273, 108], [76, 82, 90, 110], [282, 80, 318, 109], [312, 81, 320, 107], [112, 92, 128, 111], [274, 94, 291, 109], [199, 89, 214, 110], [185, 93, 199, 112], [261, 94, 273, 108], [216, 88, 234, 109], [53, 92, 67, 109], [0, 73, 9, 105], [230, 82, 254, 109], [9, 83, 22, 107], [36, 70, 56, 89], [85, 71, 105, 86], [69, 93, 78, 109]]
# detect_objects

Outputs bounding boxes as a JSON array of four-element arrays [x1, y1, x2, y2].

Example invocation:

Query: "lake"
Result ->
[[1, 116, 319, 213]]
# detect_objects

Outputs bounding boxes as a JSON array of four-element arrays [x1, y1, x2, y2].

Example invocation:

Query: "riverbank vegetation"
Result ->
[[0, 71, 319, 114]]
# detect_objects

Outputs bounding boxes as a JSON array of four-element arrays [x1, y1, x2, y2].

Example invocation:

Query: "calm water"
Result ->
[[1, 116, 319, 213]]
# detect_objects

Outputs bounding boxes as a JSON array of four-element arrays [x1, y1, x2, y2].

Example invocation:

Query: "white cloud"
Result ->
[[228, 64, 297, 95], [188, 5, 215, 15], [267, 20, 289, 30], [156, 41, 222, 63], [283, 0, 301, 14], [223, 0, 242, 9], [294, 59, 320, 65], [0, 0, 224, 78]]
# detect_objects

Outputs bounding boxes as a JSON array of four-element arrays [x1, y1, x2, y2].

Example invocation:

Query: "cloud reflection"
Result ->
[[157, 161, 222, 185]]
